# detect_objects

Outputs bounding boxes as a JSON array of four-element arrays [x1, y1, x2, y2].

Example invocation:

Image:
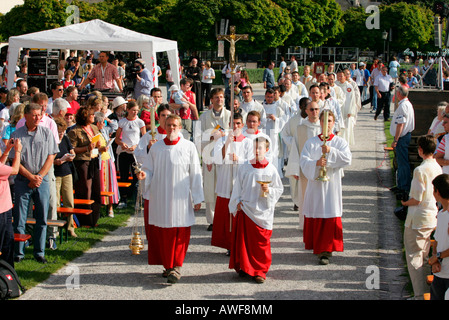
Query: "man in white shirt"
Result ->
[[391, 85, 415, 195], [137, 114, 203, 284], [401, 135, 442, 300], [374, 66, 394, 121], [289, 55, 298, 73]]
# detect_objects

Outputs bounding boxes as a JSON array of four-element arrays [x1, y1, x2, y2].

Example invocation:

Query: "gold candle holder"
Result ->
[[256, 181, 271, 197]]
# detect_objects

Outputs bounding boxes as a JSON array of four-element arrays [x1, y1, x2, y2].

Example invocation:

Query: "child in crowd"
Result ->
[[428, 174, 449, 300], [228, 137, 283, 283]]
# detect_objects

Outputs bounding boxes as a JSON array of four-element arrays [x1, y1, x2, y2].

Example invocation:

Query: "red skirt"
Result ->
[[147, 224, 191, 270], [211, 196, 235, 250], [303, 217, 343, 255], [229, 210, 272, 279]]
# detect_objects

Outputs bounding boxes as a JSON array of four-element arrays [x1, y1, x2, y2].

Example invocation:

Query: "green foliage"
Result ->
[[165, 0, 221, 49], [219, 0, 293, 53], [335, 2, 434, 53], [0, 0, 69, 39], [108, 0, 177, 38], [274, 0, 343, 48]]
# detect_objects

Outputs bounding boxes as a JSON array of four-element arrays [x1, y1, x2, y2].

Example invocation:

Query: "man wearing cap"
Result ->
[[133, 59, 153, 100], [79, 51, 122, 92]]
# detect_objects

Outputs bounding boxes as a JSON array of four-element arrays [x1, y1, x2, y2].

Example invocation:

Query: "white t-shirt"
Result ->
[[202, 68, 215, 84], [434, 210, 449, 279], [117, 117, 145, 154], [390, 98, 415, 138]]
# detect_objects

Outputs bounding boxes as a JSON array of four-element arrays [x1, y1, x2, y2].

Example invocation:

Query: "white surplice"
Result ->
[[228, 162, 284, 230], [142, 137, 204, 228], [336, 80, 358, 146], [213, 134, 254, 199], [134, 127, 182, 164], [299, 134, 352, 219], [240, 99, 267, 129], [262, 101, 288, 176], [284, 118, 321, 209]]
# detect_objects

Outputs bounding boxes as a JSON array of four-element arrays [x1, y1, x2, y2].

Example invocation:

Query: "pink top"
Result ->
[[0, 163, 13, 213], [16, 115, 60, 144]]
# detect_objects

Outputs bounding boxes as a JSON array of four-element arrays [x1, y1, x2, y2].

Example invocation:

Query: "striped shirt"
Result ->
[[88, 62, 119, 90]]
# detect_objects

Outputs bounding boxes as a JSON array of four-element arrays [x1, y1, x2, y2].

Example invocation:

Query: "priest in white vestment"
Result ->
[[200, 88, 231, 230], [262, 88, 288, 177], [284, 101, 321, 227], [336, 70, 358, 146], [138, 114, 204, 284], [241, 86, 267, 129], [299, 110, 352, 265]]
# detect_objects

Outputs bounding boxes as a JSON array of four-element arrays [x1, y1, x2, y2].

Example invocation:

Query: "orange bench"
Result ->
[[73, 199, 95, 206], [14, 233, 31, 242]]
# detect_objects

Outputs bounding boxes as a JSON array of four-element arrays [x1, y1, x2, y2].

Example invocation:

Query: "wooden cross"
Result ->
[[217, 26, 249, 71]]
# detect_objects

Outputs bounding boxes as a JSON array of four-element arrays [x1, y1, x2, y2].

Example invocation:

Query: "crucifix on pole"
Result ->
[[217, 25, 248, 232], [217, 26, 248, 118]]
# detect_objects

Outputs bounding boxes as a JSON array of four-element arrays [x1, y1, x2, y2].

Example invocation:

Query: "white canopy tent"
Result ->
[[6, 19, 180, 90]]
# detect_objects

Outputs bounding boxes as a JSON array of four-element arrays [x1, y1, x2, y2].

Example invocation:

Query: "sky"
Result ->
[[0, 0, 24, 14]]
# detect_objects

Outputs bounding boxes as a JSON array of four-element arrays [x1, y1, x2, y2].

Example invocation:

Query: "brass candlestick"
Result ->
[[316, 110, 330, 182]]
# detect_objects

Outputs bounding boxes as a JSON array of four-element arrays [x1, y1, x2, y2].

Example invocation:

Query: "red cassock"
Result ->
[[144, 200, 190, 269], [211, 196, 235, 250], [146, 224, 191, 269], [229, 210, 273, 279], [303, 217, 344, 255]]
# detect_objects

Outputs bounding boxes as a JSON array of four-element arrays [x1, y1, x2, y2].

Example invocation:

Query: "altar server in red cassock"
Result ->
[[228, 137, 283, 283], [299, 110, 352, 265], [211, 113, 253, 253], [137, 114, 204, 284]]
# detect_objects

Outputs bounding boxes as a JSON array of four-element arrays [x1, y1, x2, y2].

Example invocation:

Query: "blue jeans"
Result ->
[[396, 132, 412, 192], [13, 175, 50, 259], [0, 208, 14, 266]]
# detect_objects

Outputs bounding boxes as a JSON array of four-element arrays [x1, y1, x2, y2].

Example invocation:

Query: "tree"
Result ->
[[0, 0, 69, 40], [218, 0, 293, 53], [274, 0, 343, 48], [165, 0, 293, 53], [334, 3, 434, 54], [108, 0, 176, 38]]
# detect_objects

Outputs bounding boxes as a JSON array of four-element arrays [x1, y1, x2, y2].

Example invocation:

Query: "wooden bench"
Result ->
[[14, 233, 31, 242], [57, 207, 92, 216], [26, 218, 68, 244], [73, 199, 95, 206], [117, 182, 132, 188]]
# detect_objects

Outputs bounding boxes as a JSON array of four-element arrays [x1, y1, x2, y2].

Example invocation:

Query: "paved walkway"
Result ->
[[19, 85, 408, 301]]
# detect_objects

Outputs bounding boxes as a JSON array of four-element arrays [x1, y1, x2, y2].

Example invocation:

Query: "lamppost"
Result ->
[[382, 30, 388, 62]]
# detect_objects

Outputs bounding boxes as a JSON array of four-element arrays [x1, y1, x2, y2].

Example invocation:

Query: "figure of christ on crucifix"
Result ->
[[217, 25, 249, 71]]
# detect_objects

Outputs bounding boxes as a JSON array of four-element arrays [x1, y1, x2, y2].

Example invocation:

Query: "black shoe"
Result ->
[[374, 115, 378, 120], [14, 256, 24, 263], [389, 186, 400, 193], [207, 224, 213, 231], [293, 204, 298, 211], [35, 256, 48, 264]]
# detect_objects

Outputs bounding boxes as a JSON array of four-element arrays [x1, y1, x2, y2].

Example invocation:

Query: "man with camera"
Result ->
[[132, 59, 154, 100]]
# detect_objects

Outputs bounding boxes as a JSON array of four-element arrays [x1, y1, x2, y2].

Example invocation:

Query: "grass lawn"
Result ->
[[14, 206, 134, 290]]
